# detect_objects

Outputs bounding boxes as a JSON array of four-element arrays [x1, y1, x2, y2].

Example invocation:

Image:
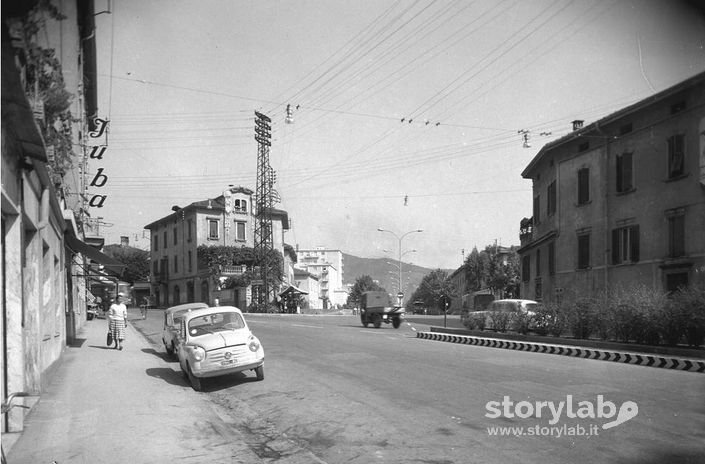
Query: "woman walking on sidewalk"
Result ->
[[108, 293, 128, 350]]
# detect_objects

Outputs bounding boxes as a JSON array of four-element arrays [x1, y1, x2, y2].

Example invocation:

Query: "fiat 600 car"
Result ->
[[162, 302, 208, 357], [176, 306, 264, 390]]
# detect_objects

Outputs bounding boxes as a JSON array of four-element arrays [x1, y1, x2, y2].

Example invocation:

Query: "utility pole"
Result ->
[[254, 111, 273, 307]]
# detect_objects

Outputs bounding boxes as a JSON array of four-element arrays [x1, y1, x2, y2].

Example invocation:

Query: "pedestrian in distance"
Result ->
[[108, 293, 128, 350]]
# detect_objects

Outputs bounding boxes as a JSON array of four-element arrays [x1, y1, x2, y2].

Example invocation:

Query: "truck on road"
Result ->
[[360, 291, 404, 328]]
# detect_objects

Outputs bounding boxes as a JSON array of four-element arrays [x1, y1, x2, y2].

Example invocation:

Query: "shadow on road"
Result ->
[[141, 347, 174, 362], [146, 367, 189, 387], [88, 345, 118, 350], [201, 372, 260, 392]]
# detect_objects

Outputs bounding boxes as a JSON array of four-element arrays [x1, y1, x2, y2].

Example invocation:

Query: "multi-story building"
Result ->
[[2, 0, 105, 434], [295, 247, 347, 307], [144, 186, 290, 308], [293, 268, 321, 310], [519, 72, 705, 302]]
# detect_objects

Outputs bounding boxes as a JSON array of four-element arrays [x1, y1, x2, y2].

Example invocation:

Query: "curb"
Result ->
[[416, 331, 705, 373]]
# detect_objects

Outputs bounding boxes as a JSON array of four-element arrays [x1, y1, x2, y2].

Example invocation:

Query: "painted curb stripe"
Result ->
[[416, 332, 705, 373]]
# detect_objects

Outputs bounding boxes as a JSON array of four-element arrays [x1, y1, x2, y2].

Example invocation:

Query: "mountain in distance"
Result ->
[[342, 252, 446, 297]]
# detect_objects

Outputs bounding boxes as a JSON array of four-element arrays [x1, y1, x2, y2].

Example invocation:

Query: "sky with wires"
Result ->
[[93, 0, 705, 270]]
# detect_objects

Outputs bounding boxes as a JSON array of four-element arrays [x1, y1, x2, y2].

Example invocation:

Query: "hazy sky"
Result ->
[[92, 0, 705, 269]]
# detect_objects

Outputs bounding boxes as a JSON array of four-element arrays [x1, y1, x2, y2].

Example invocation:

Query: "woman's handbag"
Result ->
[[107, 331, 113, 346]]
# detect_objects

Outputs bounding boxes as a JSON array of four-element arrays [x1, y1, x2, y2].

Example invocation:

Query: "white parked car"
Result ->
[[176, 306, 264, 391], [470, 299, 539, 331], [162, 302, 209, 357]]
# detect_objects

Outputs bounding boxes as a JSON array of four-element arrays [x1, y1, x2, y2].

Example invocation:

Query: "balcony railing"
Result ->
[[221, 264, 248, 275]]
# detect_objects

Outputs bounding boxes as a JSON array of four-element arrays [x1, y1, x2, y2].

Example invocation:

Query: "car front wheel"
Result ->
[[255, 365, 264, 381], [186, 362, 202, 391]]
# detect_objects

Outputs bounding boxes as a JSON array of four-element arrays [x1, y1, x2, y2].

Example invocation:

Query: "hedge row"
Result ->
[[462, 284, 705, 348]]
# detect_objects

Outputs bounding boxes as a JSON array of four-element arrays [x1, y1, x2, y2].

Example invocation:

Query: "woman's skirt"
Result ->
[[109, 319, 126, 340]]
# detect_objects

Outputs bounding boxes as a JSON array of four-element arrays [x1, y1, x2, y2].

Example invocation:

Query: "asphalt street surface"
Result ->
[[131, 308, 705, 464]]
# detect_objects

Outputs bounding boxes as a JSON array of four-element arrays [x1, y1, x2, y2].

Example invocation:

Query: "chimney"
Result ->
[[120, 236, 129, 247], [572, 120, 584, 131]]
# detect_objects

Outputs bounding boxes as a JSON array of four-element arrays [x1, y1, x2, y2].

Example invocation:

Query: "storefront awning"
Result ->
[[66, 235, 124, 275], [279, 285, 308, 296]]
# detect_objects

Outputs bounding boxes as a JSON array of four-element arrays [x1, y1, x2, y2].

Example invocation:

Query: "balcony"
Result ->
[[221, 264, 248, 276], [520, 217, 533, 245]]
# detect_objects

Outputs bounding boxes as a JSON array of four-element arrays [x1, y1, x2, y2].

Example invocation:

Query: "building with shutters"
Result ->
[[518, 72, 705, 303], [144, 186, 292, 309]]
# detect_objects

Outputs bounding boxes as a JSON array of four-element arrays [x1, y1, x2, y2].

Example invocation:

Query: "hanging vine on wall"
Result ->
[[9, 0, 76, 176], [197, 245, 284, 290]]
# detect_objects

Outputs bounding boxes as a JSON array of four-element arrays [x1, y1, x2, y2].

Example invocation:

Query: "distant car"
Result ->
[[483, 299, 538, 330], [162, 302, 208, 356], [176, 306, 264, 391]]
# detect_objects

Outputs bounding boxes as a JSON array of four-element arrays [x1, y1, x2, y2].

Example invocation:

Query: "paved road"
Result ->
[[132, 309, 705, 464]]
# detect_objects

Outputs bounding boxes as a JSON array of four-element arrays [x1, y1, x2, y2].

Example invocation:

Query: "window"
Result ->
[[619, 123, 632, 135], [163, 230, 168, 249], [577, 168, 590, 205], [547, 181, 556, 216], [533, 195, 540, 224], [548, 242, 555, 275], [667, 213, 685, 258], [208, 219, 220, 240], [535, 278, 542, 301], [234, 199, 248, 214], [173, 255, 178, 273], [188, 250, 193, 272], [577, 233, 590, 269], [235, 221, 246, 241], [153, 234, 158, 251], [535, 248, 541, 276], [522, 255, 531, 282], [173, 227, 178, 246], [612, 225, 640, 264], [153, 261, 158, 274], [667, 134, 685, 179], [666, 272, 689, 293], [187, 219, 193, 242], [616, 152, 634, 193]]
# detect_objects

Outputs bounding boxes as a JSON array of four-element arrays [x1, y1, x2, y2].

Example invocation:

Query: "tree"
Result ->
[[462, 244, 520, 298], [464, 247, 487, 292], [347, 275, 386, 306], [407, 269, 456, 314], [103, 245, 149, 284]]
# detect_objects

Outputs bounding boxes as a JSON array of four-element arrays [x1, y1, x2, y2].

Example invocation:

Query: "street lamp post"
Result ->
[[378, 228, 423, 306]]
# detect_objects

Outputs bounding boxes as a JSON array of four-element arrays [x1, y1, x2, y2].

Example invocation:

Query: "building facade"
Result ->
[[519, 72, 705, 303], [295, 247, 347, 308], [144, 186, 291, 308], [2, 0, 104, 434]]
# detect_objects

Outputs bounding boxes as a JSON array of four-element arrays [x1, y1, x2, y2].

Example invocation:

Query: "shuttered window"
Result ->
[[577, 234, 590, 269], [616, 152, 634, 193], [611, 225, 640, 264], [577, 168, 590, 204]]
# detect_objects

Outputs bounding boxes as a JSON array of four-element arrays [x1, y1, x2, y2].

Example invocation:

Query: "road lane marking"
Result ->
[[292, 324, 323, 329]]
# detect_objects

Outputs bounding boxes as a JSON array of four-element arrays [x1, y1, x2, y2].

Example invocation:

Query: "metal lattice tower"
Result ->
[[254, 111, 273, 305]]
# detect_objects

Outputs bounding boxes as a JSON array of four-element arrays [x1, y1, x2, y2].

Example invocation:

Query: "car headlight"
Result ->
[[248, 335, 261, 352], [192, 345, 206, 361]]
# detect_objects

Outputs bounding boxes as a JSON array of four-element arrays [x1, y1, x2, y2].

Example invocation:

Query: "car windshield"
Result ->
[[188, 312, 246, 336], [524, 303, 538, 312]]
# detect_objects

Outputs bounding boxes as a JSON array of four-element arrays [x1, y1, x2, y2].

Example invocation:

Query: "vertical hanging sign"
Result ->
[[87, 117, 110, 207]]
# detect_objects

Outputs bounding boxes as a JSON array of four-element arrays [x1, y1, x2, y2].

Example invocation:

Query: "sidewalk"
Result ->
[[4, 316, 262, 464]]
